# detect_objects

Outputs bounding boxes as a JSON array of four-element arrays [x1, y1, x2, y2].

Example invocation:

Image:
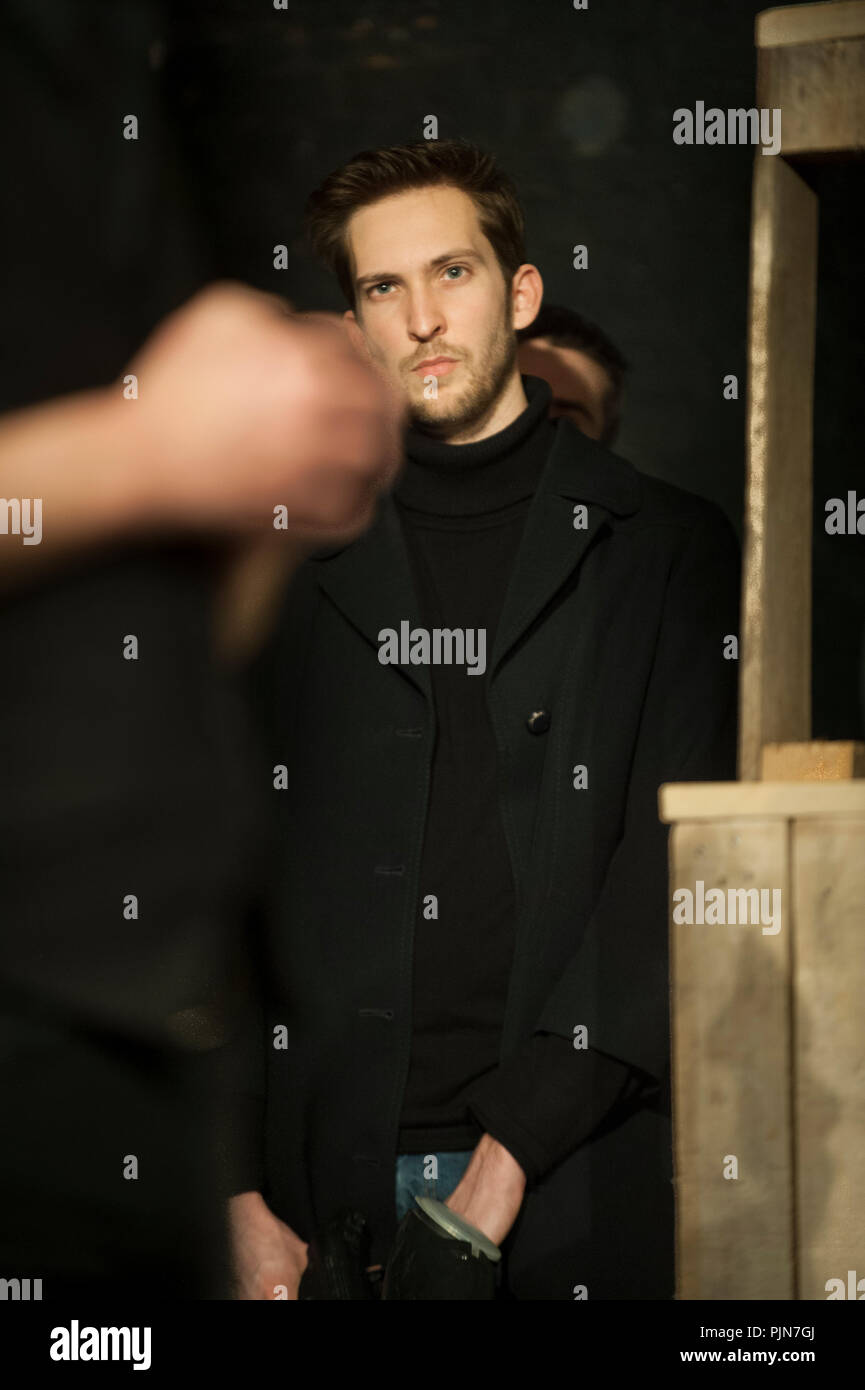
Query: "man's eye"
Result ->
[[370, 283, 393, 297], [444, 265, 466, 280]]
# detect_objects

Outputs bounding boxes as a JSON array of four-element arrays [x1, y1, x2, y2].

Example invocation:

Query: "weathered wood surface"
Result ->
[[671, 818, 793, 1298], [761, 740, 865, 780], [793, 816, 865, 1300], [740, 155, 817, 779], [660, 781, 865, 821]]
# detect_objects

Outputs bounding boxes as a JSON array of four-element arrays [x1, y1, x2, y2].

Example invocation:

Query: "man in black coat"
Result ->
[[229, 139, 739, 1301]]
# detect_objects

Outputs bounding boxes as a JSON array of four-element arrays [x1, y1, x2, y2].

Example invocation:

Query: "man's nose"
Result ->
[[405, 289, 445, 342]]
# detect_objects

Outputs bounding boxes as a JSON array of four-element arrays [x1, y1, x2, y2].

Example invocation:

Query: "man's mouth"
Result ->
[[412, 356, 458, 378]]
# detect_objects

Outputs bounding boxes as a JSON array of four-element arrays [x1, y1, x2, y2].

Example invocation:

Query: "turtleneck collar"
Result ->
[[395, 375, 556, 517]]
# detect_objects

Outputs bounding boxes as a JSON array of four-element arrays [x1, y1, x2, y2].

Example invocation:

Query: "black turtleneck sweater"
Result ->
[[394, 376, 635, 1185]]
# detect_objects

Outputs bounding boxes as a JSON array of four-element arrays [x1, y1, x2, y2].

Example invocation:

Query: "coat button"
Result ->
[[526, 709, 551, 734]]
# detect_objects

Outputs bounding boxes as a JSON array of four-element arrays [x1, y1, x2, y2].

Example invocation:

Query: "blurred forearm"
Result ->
[[0, 386, 154, 583]]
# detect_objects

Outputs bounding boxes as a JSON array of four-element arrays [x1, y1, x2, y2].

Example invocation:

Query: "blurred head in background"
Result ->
[[517, 303, 628, 446]]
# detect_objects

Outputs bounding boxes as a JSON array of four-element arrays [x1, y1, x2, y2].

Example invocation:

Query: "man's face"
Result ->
[[345, 185, 523, 435], [517, 338, 613, 442]]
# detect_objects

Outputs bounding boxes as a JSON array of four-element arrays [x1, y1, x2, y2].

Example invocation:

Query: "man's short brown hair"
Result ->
[[304, 139, 527, 308]]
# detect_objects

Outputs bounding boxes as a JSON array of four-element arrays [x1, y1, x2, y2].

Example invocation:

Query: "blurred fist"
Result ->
[[119, 282, 403, 541]]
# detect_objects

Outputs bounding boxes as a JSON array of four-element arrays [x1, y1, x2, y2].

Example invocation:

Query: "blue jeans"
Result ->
[[395, 1150, 474, 1222]]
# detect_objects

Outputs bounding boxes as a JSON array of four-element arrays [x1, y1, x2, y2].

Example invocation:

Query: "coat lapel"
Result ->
[[312, 498, 432, 703], [490, 418, 642, 677], [312, 415, 641, 698]]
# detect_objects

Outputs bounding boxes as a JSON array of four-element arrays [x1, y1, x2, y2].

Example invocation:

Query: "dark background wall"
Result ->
[[810, 162, 865, 740], [3, 0, 862, 737]]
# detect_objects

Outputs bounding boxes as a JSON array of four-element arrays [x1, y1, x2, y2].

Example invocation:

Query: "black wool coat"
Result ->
[[242, 417, 740, 1299]]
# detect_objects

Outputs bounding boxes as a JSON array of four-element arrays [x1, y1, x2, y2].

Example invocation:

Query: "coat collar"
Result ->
[[312, 416, 641, 696]]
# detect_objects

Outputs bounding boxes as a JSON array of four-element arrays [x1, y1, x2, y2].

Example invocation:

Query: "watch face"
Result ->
[[414, 1196, 502, 1262]]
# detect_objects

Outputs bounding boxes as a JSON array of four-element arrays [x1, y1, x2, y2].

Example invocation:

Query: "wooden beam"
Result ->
[[758, 32, 865, 155], [740, 155, 817, 779], [659, 780, 865, 821], [757, 2, 865, 50], [761, 740, 865, 780]]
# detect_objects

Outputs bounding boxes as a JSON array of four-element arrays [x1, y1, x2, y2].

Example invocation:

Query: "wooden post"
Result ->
[[739, 0, 865, 778], [740, 157, 817, 779]]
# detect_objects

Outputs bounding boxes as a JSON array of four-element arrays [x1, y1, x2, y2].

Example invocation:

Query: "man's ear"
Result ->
[[511, 264, 544, 334], [343, 308, 372, 362]]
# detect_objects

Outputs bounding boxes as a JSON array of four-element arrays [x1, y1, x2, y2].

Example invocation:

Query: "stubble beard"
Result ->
[[405, 312, 518, 439]]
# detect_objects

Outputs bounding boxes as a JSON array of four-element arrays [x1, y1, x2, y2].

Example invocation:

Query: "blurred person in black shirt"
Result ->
[[0, 1, 399, 1298]]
